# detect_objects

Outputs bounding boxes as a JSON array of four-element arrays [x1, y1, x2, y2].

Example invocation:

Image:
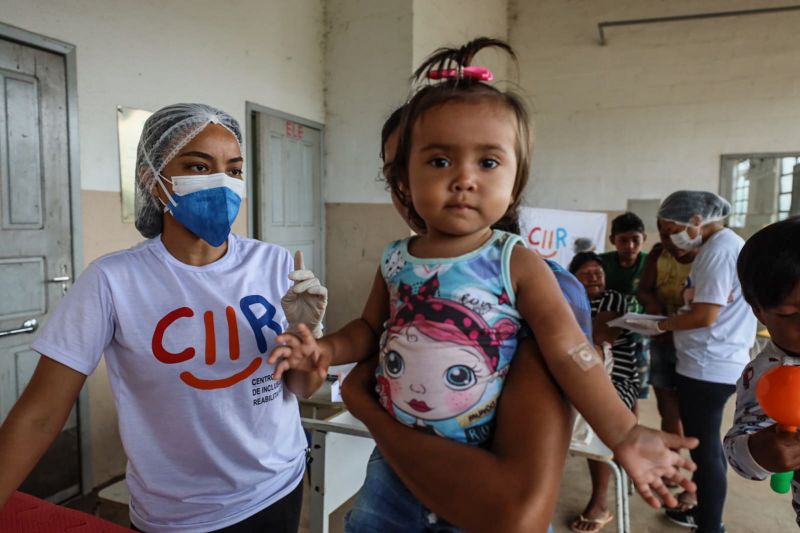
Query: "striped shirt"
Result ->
[[590, 289, 640, 409]]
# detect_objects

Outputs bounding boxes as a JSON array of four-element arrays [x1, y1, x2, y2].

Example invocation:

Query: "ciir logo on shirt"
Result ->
[[151, 295, 281, 393]]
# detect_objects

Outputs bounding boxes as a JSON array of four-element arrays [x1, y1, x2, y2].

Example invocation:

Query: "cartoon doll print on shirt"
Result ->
[[376, 274, 517, 444]]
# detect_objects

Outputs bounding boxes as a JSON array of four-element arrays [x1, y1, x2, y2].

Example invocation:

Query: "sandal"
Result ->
[[569, 512, 614, 533]]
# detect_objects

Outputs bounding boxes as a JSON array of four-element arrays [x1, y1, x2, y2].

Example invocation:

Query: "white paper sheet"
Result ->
[[606, 312, 667, 336]]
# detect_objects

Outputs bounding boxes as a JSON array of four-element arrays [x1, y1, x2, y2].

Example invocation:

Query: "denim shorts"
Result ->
[[345, 448, 461, 533], [649, 341, 678, 390], [345, 448, 555, 533]]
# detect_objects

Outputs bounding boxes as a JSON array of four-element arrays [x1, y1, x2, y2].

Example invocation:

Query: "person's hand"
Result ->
[[268, 323, 330, 380], [748, 424, 800, 472], [623, 317, 664, 337], [281, 251, 328, 338], [341, 358, 381, 421], [613, 424, 699, 508]]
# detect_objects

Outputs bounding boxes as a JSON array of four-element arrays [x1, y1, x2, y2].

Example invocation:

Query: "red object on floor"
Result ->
[[0, 491, 131, 532]]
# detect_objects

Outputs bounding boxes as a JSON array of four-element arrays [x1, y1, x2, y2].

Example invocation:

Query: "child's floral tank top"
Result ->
[[376, 230, 523, 445]]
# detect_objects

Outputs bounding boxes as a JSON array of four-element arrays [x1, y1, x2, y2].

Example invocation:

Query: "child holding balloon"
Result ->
[[724, 216, 800, 526]]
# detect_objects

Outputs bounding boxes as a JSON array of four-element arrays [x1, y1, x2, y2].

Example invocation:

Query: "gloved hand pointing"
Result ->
[[281, 251, 328, 338]]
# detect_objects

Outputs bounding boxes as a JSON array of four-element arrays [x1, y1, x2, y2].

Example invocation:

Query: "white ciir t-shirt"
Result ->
[[674, 228, 757, 384], [32, 234, 307, 532]]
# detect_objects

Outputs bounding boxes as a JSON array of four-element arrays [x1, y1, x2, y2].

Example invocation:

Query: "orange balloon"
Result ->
[[756, 365, 800, 432]]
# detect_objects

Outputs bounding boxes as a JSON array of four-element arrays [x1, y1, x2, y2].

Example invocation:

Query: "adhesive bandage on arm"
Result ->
[[568, 342, 602, 371]]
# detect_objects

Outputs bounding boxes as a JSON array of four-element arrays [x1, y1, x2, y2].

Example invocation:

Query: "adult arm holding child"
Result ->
[[342, 338, 571, 533]]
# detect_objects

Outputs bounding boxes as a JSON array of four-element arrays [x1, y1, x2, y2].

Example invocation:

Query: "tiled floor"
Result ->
[[69, 394, 796, 532]]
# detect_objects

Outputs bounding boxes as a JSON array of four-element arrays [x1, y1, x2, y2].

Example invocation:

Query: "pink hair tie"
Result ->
[[427, 65, 493, 82]]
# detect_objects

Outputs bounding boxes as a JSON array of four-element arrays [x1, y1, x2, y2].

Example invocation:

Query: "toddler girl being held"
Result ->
[[270, 39, 697, 523]]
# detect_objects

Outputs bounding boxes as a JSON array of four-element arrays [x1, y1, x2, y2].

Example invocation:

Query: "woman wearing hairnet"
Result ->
[[0, 104, 328, 532], [627, 191, 756, 533]]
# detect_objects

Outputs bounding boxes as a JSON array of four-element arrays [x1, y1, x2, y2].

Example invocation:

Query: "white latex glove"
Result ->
[[600, 342, 614, 374], [623, 317, 664, 337], [281, 251, 328, 338]]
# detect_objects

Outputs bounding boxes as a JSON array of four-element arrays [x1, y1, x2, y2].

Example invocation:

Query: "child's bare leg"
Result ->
[[571, 460, 613, 531], [586, 460, 612, 514]]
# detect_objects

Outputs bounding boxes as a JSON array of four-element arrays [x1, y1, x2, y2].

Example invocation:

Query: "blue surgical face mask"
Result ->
[[157, 173, 244, 247]]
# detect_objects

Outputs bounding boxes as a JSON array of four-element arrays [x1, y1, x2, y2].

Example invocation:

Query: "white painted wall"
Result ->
[[413, 0, 509, 76], [324, 0, 414, 204], [510, 0, 800, 211], [2, 0, 325, 192]]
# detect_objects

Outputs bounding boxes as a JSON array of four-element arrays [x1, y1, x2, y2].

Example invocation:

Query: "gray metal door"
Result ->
[[0, 36, 78, 502], [255, 113, 324, 277]]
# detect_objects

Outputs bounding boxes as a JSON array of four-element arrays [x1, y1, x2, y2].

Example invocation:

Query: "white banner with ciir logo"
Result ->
[[518, 207, 607, 269]]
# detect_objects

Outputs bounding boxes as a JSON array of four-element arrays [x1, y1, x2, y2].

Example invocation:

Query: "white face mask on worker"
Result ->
[[670, 227, 702, 250], [161, 173, 245, 198]]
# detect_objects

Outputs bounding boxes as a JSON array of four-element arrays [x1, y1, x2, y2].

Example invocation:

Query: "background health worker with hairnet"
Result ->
[[0, 103, 328, 533], [629, 190, 757, 533]]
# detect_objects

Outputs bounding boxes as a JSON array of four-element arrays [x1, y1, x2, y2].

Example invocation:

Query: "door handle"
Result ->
[[0, 318, 38, 338], [47, 265, 71, 295]]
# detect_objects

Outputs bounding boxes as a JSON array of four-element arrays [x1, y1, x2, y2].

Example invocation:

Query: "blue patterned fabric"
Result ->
[[376, 230, 523, 445]]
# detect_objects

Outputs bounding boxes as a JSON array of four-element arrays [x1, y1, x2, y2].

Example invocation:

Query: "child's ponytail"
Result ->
[[411, 37, 516, 83]]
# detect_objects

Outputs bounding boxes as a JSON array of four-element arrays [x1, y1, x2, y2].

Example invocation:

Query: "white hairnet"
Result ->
[[134, 103, 243, 238], [657, 190, 731, 226]]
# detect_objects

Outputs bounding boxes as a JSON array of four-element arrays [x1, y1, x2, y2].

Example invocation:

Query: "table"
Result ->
[[301, 411, 374, 533], [300, 380, 343, 420], [0, 491, 130, 532]]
